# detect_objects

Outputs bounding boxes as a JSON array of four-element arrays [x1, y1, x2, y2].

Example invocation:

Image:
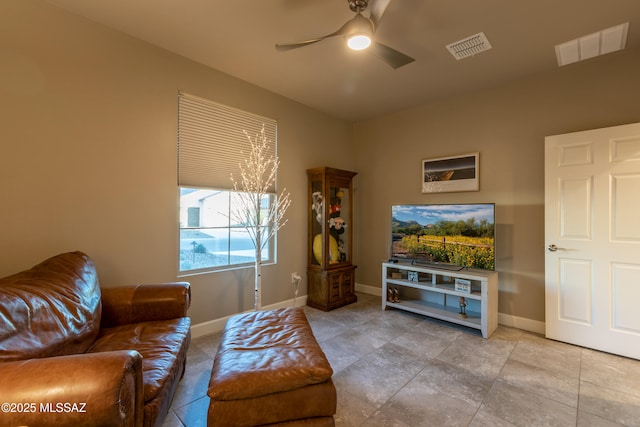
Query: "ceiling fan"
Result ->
[[275, 0, 415, 69]]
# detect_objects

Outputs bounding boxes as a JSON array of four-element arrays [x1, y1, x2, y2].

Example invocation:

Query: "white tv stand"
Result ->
[[382, 261, 498, 338]]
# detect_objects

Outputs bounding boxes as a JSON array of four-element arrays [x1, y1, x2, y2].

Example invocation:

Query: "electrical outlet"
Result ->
[[291, 272, 298, 283]]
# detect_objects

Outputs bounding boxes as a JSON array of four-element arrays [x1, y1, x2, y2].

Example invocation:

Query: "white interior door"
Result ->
[[545, 122, 640, 360]]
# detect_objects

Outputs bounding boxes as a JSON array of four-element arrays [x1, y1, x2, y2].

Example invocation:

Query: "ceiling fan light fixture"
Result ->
[[345, 12, 374, 50], [347, 34, 372, 50]]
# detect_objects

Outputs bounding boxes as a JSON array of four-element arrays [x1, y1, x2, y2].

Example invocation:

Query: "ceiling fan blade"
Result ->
[[368, 0, 393, 27], [276, 17, 356, 52], [368, 41, 414, 69], [276, 38, 328, 51]]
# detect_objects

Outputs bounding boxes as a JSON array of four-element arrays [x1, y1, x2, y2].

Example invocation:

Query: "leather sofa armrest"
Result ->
[[101, 282, 191, 327], [0, 350, 143, 427]]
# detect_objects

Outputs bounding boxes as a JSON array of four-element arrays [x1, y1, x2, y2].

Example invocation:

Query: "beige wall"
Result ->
[[3, 0, 640, 329], [0, 0, 354, 325], [352, 48, 640, 323]]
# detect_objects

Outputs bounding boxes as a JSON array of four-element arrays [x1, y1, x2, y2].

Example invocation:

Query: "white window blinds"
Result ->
[[177, 92, 277, 191]]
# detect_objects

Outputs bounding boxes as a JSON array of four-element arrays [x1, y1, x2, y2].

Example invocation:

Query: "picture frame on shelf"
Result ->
[[454, 278, 472, 293], [422, 152, 479, 193]]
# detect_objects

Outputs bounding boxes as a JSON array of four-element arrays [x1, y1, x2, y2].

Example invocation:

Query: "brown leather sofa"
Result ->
[[0, 251, 191, 427]]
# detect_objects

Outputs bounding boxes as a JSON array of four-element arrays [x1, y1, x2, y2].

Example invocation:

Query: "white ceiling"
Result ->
[[46, 0, 640, 122]]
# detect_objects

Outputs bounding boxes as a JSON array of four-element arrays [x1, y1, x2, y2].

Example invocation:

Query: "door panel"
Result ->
[[611, 263, 640, 333], [558, 258, 592, 325], [559, 177, 592, 239], [611, 174, 640, 241]]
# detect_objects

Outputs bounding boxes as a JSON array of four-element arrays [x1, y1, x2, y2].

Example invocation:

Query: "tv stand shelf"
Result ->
[[382, 262, 498, 338]]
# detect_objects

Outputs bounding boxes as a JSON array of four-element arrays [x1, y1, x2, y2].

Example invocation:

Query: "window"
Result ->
[[178, 188, 275, 273], [177, 92, 278, 274]]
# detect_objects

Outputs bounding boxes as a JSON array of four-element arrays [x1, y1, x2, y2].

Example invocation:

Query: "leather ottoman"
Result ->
[[207, 307, 336, 427]]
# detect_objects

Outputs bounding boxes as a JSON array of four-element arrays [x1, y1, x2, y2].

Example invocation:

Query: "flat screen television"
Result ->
[[391, 203, 495, 271]]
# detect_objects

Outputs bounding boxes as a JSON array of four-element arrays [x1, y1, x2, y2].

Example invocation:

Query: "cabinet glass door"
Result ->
[[328, 182, 350, 264], [310, 177, 324, 266]]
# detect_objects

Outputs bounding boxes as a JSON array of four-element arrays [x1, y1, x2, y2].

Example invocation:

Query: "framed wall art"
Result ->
[[422, 152, 479, 193]]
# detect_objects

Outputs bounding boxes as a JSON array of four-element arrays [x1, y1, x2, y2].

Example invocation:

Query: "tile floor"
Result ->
[[162, 293, 640, 426]]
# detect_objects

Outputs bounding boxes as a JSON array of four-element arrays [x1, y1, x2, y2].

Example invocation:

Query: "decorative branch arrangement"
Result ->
[[230, 125, 291, 310]]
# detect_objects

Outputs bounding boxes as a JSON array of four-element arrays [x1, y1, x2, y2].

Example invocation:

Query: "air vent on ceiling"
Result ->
[[555, 23, 629, 67], [446, 32, 492, 60]]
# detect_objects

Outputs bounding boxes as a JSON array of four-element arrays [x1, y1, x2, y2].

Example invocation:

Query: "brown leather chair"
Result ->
[[0, 251, 191, 427]]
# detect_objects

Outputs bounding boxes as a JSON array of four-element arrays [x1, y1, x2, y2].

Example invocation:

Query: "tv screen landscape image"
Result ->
[[391, 203, 495, 271]]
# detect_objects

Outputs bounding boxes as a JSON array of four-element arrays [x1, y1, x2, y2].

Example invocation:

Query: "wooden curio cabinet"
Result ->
[[307, 167, 357, 311]]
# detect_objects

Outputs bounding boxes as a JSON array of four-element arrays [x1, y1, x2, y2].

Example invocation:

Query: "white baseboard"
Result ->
[[190, 295, 307, 339], [498, 312, 545, 335], [355, 282, 382, 296], [190, 315, 229, 339]]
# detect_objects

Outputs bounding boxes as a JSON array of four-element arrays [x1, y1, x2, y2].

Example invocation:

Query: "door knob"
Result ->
[[548, 244, 558, 252]]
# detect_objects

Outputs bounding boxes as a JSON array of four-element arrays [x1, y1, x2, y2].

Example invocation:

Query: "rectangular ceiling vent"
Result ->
[[555, 22, 629, 67], [446, 32, 492, 60]]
